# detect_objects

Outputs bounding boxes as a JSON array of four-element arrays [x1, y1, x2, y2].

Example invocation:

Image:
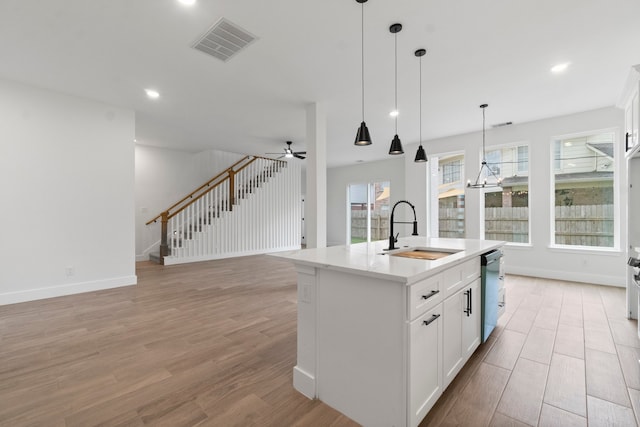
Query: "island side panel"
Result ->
[[293, 264, 318, 398], [316, 268, 407, 427]]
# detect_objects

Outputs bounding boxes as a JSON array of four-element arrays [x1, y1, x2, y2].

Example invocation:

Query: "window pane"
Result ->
[[484, 144, 529, 243], [552, 132, 615, 247], [349, 183, 368, 243], [485, 149, 501, 176], [517, 146, 528, 173], [371, 181, 390, 241], [349, 182, 391, 244], [438, 154, 465, 238]]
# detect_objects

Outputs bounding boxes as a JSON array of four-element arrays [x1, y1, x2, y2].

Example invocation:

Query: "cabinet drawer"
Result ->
[[443, 258, 480, 297], [409, 274, 443, 320]]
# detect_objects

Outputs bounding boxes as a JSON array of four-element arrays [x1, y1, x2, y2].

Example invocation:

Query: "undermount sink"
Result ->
[[389, 248, 461, 261]]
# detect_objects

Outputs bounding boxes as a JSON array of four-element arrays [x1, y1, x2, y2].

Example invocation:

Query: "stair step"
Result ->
[[149, 252, 163, 264]]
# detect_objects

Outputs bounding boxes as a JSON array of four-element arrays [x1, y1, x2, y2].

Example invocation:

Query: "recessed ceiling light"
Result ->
[[145, 89, 160, 99], [551, 62, 570, 74], [178, 0, 196, 5], [389, 110, 399, 117]]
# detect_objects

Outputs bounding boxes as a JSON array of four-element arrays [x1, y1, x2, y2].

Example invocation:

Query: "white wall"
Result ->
[[405, 107, 627, 286], [134, 145, 243, 259], [327, 157, 406, 246], [0, 79, 136, 304]]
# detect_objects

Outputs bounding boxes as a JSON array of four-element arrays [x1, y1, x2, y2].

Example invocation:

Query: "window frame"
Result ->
[[346, 180, 391, 245], [548, 127, 621, 252], [428, 151, 466, 239], [479, 141, 531, 246]]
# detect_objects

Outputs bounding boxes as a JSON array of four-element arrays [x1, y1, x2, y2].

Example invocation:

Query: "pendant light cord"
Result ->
[[394, 32, 398, 134], [361, 2, 364, 122], [419, 54, 422, 145], [482, 106, 486, 161]]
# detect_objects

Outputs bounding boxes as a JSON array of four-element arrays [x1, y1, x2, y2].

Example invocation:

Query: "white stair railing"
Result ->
[[147, 156, 301, 265]]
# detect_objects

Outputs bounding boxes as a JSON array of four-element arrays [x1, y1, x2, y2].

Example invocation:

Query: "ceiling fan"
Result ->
[[266, 141, 306, 160]]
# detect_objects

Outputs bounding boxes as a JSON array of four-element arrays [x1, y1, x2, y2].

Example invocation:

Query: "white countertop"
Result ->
[[273, 237, 504, 284]]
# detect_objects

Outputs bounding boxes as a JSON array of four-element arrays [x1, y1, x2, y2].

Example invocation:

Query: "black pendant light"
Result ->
[[388, 23, 404, 155], [354, 0, 372, 146], [414, 48, 427, 163], [467, 104, 502, 188]]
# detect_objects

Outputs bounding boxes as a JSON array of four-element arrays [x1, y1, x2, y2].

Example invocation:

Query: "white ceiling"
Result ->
[[1, 0, 639, 167]]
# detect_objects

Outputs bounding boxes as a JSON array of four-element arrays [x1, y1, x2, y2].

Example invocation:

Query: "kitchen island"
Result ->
[[274, 236, 505, 427]]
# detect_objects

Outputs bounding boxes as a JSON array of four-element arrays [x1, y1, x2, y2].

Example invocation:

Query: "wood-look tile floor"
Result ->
[[0, 256, 638, 426]]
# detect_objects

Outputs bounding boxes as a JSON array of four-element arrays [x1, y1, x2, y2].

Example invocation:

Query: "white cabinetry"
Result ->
[[409, 257, 481, 424], [621, 65, 640, 320], [443, 277, 481, 387], [286, 240, 501, 427], [621, 65, 640, 156], [409, 305, 442, 427], [462, 281, 481, 357]]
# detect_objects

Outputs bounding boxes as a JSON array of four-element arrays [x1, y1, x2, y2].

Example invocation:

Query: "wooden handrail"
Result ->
[[145, 156, 250, 225], [146, 155, 286, 225]]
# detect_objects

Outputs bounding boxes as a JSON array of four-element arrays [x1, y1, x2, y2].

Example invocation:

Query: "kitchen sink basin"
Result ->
[[389, 248, 461, 260]]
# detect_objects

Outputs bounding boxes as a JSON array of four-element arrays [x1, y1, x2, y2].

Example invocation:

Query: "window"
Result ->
[[517, 146, 528, 174], [552, 131, 615, 248], [483, 143, 530, 244], [442, 159, 461, 184], [429, 153, 465, 238], [485, 149, 501, 176], [348, 181, 390, 244], [553, 142, 561, 171]]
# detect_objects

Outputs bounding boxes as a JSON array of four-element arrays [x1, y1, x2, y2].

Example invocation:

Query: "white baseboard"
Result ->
[[162, 246, 301, 266], [506, 266, 625, 287], [0, 275, 138, 306], [293, 366, 316, 399]]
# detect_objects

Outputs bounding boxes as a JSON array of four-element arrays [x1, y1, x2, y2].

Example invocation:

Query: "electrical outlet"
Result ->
[[65, 266, 75, 277]]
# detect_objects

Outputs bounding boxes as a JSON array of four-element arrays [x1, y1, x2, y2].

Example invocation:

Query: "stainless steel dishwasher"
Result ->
[[481, 249, 503, 343]]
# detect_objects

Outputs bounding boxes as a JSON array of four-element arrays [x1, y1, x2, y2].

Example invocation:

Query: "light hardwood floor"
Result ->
[[0, 256, 638, 426]]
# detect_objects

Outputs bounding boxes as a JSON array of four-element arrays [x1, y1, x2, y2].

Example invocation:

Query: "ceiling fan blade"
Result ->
[[294, 151, 306, 155], [294, 154, 306, 159]]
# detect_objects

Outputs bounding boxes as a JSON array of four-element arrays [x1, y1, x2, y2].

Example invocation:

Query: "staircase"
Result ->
[[146, 155, 301, 265]]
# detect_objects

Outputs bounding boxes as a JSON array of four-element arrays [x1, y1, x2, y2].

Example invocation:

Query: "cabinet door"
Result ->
[[409, 305, 442, 427], [462, 279, 481, 358], [626, 89, 639, 153], [633, 90, 639, 150], [442, 290, 463, 388]]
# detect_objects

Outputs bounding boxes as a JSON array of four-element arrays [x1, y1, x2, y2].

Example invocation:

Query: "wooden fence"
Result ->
[[484, 207, 529, 243], [554, 204, 614, 247], [440, 204, 613, 247], [438, 207, 465, 238], [350, 211, 389, 241]]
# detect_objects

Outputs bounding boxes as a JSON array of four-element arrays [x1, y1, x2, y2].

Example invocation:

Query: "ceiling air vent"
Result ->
[[192, 18, 258, 62]]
